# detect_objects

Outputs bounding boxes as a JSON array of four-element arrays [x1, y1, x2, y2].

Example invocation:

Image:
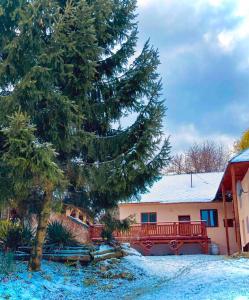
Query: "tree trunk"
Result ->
[[29, 187, 52, 271]]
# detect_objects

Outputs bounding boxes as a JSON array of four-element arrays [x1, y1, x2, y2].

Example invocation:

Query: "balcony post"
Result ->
[[174, 222, 178, 236], [222, 184, 230, 256], [231, 165, 242, 252]]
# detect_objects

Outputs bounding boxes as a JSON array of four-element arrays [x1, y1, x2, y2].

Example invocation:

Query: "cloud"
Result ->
[[216, 15, 249, 52], [137, 0, 154, 8], [208, 0, 225, 7], [217, 31, 235, 51], [136, 0, 249, 154], [224, 102, 249, 129], [169, 123, 235, 154]]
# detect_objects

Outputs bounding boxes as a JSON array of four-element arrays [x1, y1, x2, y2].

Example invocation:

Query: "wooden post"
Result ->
[[222, 184, 230, 255], [231, 165, 242, 252]]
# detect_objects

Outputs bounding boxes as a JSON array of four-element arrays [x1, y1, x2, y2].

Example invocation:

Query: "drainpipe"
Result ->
[[231, 165, 242, 252], [222, 184, 230, 255]]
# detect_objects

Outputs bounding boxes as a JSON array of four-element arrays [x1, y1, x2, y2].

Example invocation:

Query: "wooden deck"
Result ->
[[90, 221, 209, 255]]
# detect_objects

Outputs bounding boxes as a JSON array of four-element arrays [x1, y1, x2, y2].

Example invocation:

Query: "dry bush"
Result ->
[[166, 141, 230, 174]]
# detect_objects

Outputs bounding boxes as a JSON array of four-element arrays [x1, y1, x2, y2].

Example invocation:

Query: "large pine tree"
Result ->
[[0, 0, 170, 270]]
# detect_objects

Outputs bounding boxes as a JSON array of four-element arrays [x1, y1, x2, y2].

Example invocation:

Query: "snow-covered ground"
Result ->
[[125, 255, 249, 300], [1, 254, 249, 299]]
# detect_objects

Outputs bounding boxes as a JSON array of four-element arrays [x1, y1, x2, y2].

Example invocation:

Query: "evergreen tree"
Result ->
[[0, 0, 170, 270], [2, 112, 63, 270]]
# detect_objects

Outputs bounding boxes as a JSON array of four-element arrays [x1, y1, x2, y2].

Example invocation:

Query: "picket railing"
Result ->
[[90, 221, 207, 241]]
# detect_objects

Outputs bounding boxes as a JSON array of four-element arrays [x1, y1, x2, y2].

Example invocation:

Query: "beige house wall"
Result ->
[[119, 201, 237, 255], [50, 213, 90, 244], [239, 169, 249, 249]]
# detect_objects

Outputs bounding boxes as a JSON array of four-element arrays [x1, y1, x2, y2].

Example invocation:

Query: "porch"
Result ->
[[90, 221, 209, 255]]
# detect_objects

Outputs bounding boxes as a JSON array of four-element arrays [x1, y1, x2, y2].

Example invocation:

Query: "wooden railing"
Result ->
[[90, 221, 207, 241]]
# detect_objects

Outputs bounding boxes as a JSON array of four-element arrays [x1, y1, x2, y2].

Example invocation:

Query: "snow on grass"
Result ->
[[128, 255, 249, 300], [1, 255, 249, 299], [0, 255, 148, 300], [98, 244, 114, 252]]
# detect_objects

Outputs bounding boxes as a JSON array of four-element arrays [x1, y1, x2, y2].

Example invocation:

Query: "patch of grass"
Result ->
[[41, 274, 52, 281], [101, 284, 113, 291], [83, 277, 98, 286], [230, 252, 249, 259]]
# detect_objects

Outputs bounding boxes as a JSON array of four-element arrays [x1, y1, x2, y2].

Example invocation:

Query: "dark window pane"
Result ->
[[201, 209, 218, 227], [209, 210, 218, 227], [141, 213, 157, 223], [141, 213, 148, 223], [210, 210, 215, 226], [149, 213, 157, 223], [201, 210, 209, 225], [178, 215, 191, 222]]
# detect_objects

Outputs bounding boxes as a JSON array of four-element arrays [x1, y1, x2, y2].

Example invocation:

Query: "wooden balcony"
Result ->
[[90, 221, 209, 255]]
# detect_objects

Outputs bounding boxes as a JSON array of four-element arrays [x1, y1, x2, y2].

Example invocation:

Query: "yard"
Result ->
[[1, 253, 249, 300], [128, 255, 249, 300]]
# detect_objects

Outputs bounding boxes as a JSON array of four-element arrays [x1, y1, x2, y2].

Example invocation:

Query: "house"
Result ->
[[118, 172, 237, 255], [116, 149, 249, 256], [64, 204, 91, 225], [216, 148, 249, 254]]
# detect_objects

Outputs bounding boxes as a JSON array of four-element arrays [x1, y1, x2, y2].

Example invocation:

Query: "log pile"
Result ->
[[14, 243, 135, 264], [15, 245, 93, 265], [90, 246, 123, 263]]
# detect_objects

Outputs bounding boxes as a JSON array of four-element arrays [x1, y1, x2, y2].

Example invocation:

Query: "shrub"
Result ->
[[0, 220, 12, 242], [0, 252, 16, 276], [46, 221, 78, 247], [0, 221, 34, 251], [100, 213, 132, 242]]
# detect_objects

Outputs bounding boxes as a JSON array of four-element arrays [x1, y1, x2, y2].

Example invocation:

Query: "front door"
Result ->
[[178, 215, 191, 236]]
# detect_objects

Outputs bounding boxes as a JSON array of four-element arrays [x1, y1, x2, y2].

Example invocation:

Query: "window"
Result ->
[[70, 210, 76, 218], [223, 219, 234, 227], [178, 215, 191, 222], [237, 181, 243, 209], [141, 212, 157, 224], [200, 209, 218, 227]]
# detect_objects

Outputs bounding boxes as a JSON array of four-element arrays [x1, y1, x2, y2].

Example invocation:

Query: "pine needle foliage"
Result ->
[[0, 0, 170, 214], [0, 0, 170, 268], [2, 112, 64, 201], [100, 212, 132, 242]]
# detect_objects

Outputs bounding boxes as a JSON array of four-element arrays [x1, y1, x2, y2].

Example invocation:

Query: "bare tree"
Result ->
[[167, 154, 185, 174], [166, 141, 229, 174]]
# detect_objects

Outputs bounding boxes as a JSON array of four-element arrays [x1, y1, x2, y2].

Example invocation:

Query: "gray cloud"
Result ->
[[136, 0, 249, 152]]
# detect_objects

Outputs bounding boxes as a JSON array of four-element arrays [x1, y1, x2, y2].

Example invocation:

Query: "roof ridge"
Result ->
[[166, 171, 223, 177]]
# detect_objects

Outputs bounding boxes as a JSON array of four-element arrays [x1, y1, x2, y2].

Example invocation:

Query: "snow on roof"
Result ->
[[230, 148, 249, 163], [138, 172, 224, 204]]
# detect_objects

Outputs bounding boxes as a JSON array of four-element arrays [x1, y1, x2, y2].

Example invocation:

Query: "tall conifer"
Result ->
[[0, 0, 170, 270]]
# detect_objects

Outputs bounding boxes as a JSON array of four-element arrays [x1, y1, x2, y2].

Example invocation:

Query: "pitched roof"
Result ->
[[230, 148, 249, 163], [138, 172, 223, 204], [216, 148, 249, 193]]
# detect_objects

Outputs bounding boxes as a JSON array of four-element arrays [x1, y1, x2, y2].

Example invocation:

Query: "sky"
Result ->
[[136, 0, 249, 153]]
